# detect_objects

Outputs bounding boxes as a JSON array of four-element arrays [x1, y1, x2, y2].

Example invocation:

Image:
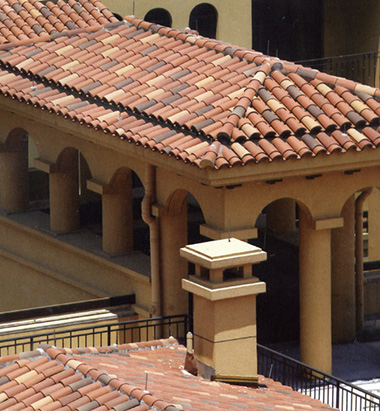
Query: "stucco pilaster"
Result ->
[[331, 195, 356, 342], [101, 171, 134, 256], [49, 169, 80, 233], [367, 188, 380, 261], [299, 207, 332, 374], [0, 151, 28, 212], [159, 204, 188, 316]]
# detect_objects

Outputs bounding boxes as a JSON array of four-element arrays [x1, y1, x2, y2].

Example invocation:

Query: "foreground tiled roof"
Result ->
[[0, 0, 117, 44], [0, 12, 379, 169], [0, 339, 337, 410]]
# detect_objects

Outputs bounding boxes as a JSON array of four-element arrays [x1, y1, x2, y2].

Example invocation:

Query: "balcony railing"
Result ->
[[296, 51, 380, 88], [0, 314, 191, 355], [1, 314, 378, 411], [258, 343, 380, 411]]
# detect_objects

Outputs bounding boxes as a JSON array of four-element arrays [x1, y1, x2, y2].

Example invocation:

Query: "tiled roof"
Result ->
[[0, 339, 338, 410], [0, 0, 117, 44], [0, 13, 378, 169]]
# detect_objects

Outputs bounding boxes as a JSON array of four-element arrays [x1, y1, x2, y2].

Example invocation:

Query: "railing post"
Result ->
[[107, 325, 111, 346], [335, 380, 340, 409]]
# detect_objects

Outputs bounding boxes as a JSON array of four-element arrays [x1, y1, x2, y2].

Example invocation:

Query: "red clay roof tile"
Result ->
[[0, 6, 376, 170]]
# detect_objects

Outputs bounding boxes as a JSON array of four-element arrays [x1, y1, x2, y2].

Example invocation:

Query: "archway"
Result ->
[[159, 188, 206, 316], [144, 8, 172, 27], [189, 3, 218, 38], [252, 198, 299, 344], [0, 128, 46, 212], [102, 167, 147, 256], [49, 148, 100, 233], [336, 185, 380, 342], [28, 136, 49, 207]]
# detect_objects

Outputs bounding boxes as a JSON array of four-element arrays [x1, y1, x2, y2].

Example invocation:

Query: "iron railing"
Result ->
[[1, 314, 378, 410], [0, 314, 191, 356], [258, 343, 380, 411], [296, 51, 380, 88]]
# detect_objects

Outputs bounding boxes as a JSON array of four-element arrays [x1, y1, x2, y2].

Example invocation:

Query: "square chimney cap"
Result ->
[[180, 238, 267, 269]]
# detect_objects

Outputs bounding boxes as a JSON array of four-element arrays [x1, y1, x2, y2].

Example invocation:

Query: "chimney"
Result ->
[[181, 238, 266, 385]]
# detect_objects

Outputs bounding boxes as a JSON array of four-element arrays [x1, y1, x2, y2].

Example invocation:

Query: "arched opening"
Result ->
[[340, 186, 380, 341], [189, 3, 218, 38], [160, 189, 206, 316], [0, 128, 48, 213], [28, 136, 49, 208], [101, 167, 148, 258], [144, 8, 172, 27], [48, 148, 101, 234], [252, 198, 300, 344]]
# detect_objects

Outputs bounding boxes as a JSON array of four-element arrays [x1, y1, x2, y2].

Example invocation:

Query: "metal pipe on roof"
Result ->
[[141, 163, 161, 317], [355, 188, 372, 334]]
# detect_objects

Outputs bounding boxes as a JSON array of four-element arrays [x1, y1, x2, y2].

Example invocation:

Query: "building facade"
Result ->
[[0, 1, 379, 377]]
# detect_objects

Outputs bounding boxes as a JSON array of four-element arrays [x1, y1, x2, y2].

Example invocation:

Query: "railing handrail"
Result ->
[[257, 343, 380, 408], [0, 314, 190, 345]]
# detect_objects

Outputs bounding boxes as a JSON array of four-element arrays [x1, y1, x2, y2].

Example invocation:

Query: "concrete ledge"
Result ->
[[34, 158, 54, 173], [313, 217, 344, 230], [151, 204, 166, 217], [182, 278, 266, 301], [87, 179, 105, 195], [0, 215, 150, 284], [200, 224, 258, 240]]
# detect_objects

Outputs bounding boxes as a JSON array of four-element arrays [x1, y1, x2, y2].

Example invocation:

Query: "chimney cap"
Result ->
[[180, 238, 267, 269]]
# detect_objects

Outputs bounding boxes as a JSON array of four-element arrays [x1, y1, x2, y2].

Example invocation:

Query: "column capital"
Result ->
[[34, 158, 55, 173], [182, 278, 266, 301], [312, 217, 344, 230], [200, 224, 258, 240]]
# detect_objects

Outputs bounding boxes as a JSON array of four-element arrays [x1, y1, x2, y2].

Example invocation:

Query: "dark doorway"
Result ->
[[252, 0, 323, 61]]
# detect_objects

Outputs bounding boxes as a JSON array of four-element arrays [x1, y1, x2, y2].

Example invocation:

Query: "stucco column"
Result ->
[[49, 170, 79, 233], [299, 208, 332, 374], [368, 188, 380, 261], [159, 207, 188, 316], [102, 187, 133, 256], [0, 151, 29, 212], [266, 199, 296, 233], [331, 195, 356, 343]]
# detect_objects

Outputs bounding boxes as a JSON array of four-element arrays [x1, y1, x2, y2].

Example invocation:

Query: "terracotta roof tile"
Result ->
[[0, 7, 376, 169]]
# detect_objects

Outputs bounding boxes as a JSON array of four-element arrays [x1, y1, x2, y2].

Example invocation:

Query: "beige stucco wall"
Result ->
[[324, 0, 380, 56], [1, 82, 380, 354], [0, 216, 151, 312], [101, 0, 252, 49]]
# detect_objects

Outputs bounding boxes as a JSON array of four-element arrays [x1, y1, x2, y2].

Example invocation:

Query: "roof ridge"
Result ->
[[217, 63, 272, 142]]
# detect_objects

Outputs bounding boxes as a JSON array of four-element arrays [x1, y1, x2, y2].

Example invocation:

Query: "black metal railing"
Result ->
[[0, 314, 191, 356], [296, 51, 380, 88], [258, 343, 380, 411], [1, 314, 378, 410]]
